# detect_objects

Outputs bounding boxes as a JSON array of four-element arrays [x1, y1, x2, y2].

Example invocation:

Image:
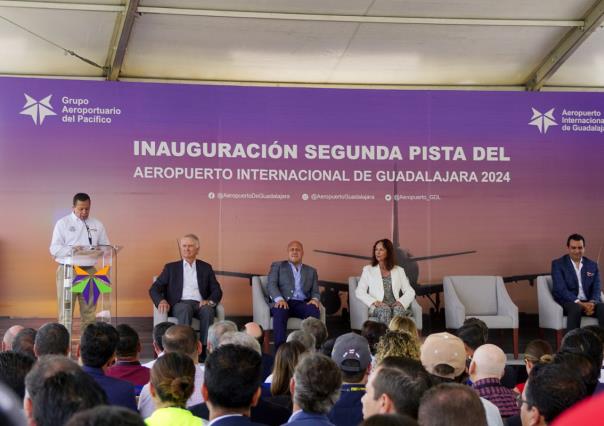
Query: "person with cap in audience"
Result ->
[[328, 332, 372, 426], [420, 332, 503, 426], [469, 344, 519, 418]]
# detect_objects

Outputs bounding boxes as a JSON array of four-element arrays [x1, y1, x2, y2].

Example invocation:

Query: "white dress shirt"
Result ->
[[182, 260, 202, 301], [571, 257, 587, 301], [50, 212, 110, 266]]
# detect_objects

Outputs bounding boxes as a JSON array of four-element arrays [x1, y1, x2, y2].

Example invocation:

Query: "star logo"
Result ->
[[20, 94, 57, 125], [71, 265, 112, 305], [529, 107, 557, 134]]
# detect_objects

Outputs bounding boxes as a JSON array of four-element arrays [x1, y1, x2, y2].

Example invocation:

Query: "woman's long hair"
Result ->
[[270, 340, 306, 396], [371, 238, 396, 270]]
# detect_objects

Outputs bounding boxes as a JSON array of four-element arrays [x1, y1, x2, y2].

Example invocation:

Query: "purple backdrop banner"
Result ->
[[1, 76, 603, 316]]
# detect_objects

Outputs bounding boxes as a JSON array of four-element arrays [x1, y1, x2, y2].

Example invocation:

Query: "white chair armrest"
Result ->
[[537, 275, 564, 330], [496, 277, 519, 328], [443, 277, 466, 329], [252, 276, 271, 330]]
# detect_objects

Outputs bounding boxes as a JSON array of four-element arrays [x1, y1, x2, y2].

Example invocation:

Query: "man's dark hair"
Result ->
[[152, 321, 174, 352], [362, 321, 388, 355], [553, 352, 599, 395], [320, 337, 336, 357], [361, 414, 419, 426], [162, 324, 198, 356], [371, 239, 396, 270], [0, 351, 35, 398], [73, 193, 91, 205], [461, 318, 488, 343], [31, 371, 106, 426], [525, 362, 587, 423], [560, 327, 603, 391], [418, 383, 486, 426], [25, 355, 82, 400], [293, 353, 342, 414], [582, 324, 604, 344], [35, 323, 70, 356], [567, 233, 585, 247], [204, 344, 262, 410], [372, 363, 431, 419], [80, 322, 119, 368], [301, 317, 328, 349], [66, 406, 145, 426], [456, 323, 486, 351], [115, 324, 140, 358], [12, 327, 37, 359]]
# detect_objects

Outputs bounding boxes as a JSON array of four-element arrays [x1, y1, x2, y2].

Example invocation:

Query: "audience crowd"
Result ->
[[1, 315, 603, 426]]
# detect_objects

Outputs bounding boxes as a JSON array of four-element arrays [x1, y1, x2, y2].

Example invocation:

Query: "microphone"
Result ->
[[83, 220, 93, 245]]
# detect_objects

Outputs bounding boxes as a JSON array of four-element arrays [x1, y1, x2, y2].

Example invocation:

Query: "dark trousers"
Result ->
[[562, 301, 604, 330], [271, 299, 320, 349], [172, 300, 215, 345]]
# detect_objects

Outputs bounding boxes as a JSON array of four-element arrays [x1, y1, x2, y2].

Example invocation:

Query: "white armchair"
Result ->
[[537, 275, 598, 348], [348, 276, 423, 332], [252, 275, 326, 349], [444, 275, 519, 358]]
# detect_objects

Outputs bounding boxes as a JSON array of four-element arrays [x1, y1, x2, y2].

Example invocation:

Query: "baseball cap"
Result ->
[[331, 332, 371, 373], [420, 332, 466, 379]]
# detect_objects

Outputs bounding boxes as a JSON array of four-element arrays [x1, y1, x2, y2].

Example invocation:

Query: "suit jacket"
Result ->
[[552, 255, 601, 305], [82, 366, 137, 411], [267, 261, 320, 304], [355, 264, 416, 309], [190, 397, 289, 426], [149, 259, 223, 309], [285, 411, 335, 426]]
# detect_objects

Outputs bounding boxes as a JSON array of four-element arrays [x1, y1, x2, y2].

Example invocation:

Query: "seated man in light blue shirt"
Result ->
[[267, 241, 321, 349]]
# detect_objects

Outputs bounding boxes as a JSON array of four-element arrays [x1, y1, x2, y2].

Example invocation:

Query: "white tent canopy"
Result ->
[[1, 0, 603, 90]]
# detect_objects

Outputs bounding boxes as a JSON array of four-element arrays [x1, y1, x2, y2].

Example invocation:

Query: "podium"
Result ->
[[59, 244, 121, 339]]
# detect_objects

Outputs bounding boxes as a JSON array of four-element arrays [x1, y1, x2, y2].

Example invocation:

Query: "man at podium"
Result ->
[[50, 193, 110, 331]]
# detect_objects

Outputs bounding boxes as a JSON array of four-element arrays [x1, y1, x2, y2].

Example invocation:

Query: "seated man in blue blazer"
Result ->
[[552, 233, 604, 330], [149, 233, 223, 347], [268, 241, 321, 349]]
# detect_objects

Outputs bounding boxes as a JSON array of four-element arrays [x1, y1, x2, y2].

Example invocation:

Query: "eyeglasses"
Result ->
[[515, 393, 531, 409]]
